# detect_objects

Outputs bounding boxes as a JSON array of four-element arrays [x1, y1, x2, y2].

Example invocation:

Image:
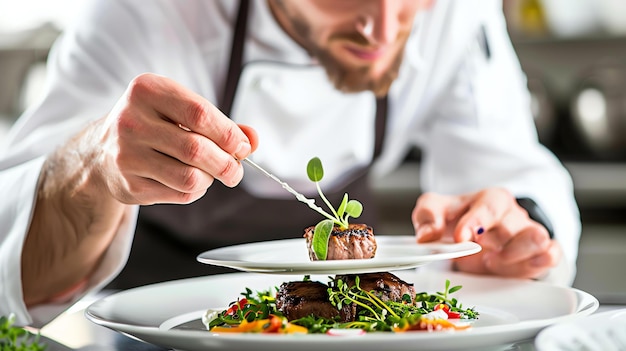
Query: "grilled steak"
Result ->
[[276, 272, 415, 323], [303, 223, 377, 260], [275, 280, 340, 321], [334, 272, 417, 322]]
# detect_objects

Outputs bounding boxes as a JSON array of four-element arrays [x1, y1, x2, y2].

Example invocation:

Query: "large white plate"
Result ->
[[86, 270, 599, 351], [535, 308, 626, 350], [196, 236, 481, 274]]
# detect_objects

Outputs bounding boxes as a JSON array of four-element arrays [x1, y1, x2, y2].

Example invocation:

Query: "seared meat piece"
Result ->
[[276, 280, 340, 321], [276, 272, 416, 323], [334, 272, 417, 322], [303, 223, 377, 260]]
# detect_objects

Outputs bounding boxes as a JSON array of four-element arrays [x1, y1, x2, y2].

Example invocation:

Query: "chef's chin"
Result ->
[[319, 52, 403, 97]]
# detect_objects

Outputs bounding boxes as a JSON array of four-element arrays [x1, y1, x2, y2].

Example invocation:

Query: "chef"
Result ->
[[0, 0, 580, 327]]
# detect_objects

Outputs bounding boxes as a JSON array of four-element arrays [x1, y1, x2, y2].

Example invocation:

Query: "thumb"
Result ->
[[237, 124, 259, 153]]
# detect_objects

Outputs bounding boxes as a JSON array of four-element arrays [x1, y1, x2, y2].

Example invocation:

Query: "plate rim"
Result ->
[[534, 307, 626, 350], [196, 236, 482, 274], [85, 271, 599, 350]]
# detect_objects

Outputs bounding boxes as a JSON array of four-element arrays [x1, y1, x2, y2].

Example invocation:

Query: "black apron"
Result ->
[[106, 0, 388, 289]]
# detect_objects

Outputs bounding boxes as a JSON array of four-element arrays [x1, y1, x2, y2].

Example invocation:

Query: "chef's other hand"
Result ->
[[412, 188, 561, 280], [98, 73, 259, 205]]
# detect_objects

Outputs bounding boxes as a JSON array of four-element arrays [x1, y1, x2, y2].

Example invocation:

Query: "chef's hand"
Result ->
[[25, 73, 259, 305], [98, 73, 259, 205], [412, 188, 562, 279]]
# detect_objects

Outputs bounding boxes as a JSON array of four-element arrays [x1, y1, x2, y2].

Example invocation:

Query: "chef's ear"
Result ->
[[238, 124, 259, 153]]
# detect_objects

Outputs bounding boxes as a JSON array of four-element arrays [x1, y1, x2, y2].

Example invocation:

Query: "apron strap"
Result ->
[[110, 0, 390, 289], [373, 96, 387, 159], [220, 0, 388, 160], [220, 0, 250, 116]]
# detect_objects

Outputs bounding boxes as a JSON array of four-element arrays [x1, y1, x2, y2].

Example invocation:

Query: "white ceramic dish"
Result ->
[[535, 308, 626, 350], [196, 236, 481, 274], [86, 270, 599, 351]]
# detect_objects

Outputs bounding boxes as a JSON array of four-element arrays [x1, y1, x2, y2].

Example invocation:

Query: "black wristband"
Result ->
[[516, 197, 554, 239]]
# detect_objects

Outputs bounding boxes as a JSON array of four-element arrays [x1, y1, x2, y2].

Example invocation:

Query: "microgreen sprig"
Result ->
[[207, 287, 279, 329], [306, 157, 363, 229], [306, 157, 363, 260], [0, 314, 47, 351], [415, 279, 479, 319], [327, 276, 401, 324], [207, 276, 478, 334]]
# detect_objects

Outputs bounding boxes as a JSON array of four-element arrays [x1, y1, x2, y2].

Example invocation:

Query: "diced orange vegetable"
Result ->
[[211, 319, 260, 333], [393, 318, 471, 332], [210, 315, 308, 334], [263, 315, 283, 333], [280, 322, 308, 334]]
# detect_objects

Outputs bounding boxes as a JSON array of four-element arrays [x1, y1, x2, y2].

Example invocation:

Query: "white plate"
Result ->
[[196, 236, 481, 274], [535, 308, 626, 350], [85, 270, 599, 351]]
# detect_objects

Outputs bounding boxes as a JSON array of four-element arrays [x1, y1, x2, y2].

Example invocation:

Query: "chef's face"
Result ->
[[269, 0, 430, 97]]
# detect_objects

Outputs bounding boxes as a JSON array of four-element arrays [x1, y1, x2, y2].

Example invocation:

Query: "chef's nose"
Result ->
[[358, 0, 401, 46]]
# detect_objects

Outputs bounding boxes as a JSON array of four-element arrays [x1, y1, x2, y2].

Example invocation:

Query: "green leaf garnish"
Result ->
[[336, 194, 348, 218], [344, 200, 363, 220], [306, 157, 363, 260], [208, 277, 478, 334], [306, 157, 324, 182], [312, 219, 334, 261], [0, 314, 47, 350]]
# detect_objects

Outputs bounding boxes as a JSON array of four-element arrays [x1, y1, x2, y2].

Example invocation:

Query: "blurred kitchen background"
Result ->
[[1, 0, 625, 303]]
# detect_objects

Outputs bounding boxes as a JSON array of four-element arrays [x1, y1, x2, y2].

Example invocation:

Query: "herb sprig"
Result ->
[[306, 157, 363, 260], [414, 280, 479, 319], [206, 277, 478, 334], [0, 314, 47, 351], [207, 288, 279, 329], [323, 276, 422, 332]]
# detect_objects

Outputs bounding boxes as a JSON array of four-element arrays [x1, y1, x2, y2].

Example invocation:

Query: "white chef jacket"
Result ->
[[0, 0, 581, 327]]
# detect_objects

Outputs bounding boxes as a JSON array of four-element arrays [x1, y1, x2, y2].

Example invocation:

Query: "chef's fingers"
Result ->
[[453, 227, 558, 279], [238, 124, 259, 154], [484, 236, 561, 279], [452, 188, 515, 243], [413, 192, 459, 242], [484, 224, 553, 266], [129, 73, 252, 160], [443, 193, 473, 222], [471, 205, 531, 251], [146, 118, 244, 187], [123, 141, 216, 197], [112, 138, 212, 204]]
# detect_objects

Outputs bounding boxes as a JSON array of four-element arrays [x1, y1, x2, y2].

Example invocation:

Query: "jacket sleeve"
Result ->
[[0, 149, 139, 327], [0, 157, 45, 326], [0, 0, 229, 326], [0, 0, 142, 327]]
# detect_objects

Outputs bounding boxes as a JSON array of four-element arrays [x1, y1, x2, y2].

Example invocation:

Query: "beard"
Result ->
[[315, 44, 405, 97], [291, 18, 410, 97]]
